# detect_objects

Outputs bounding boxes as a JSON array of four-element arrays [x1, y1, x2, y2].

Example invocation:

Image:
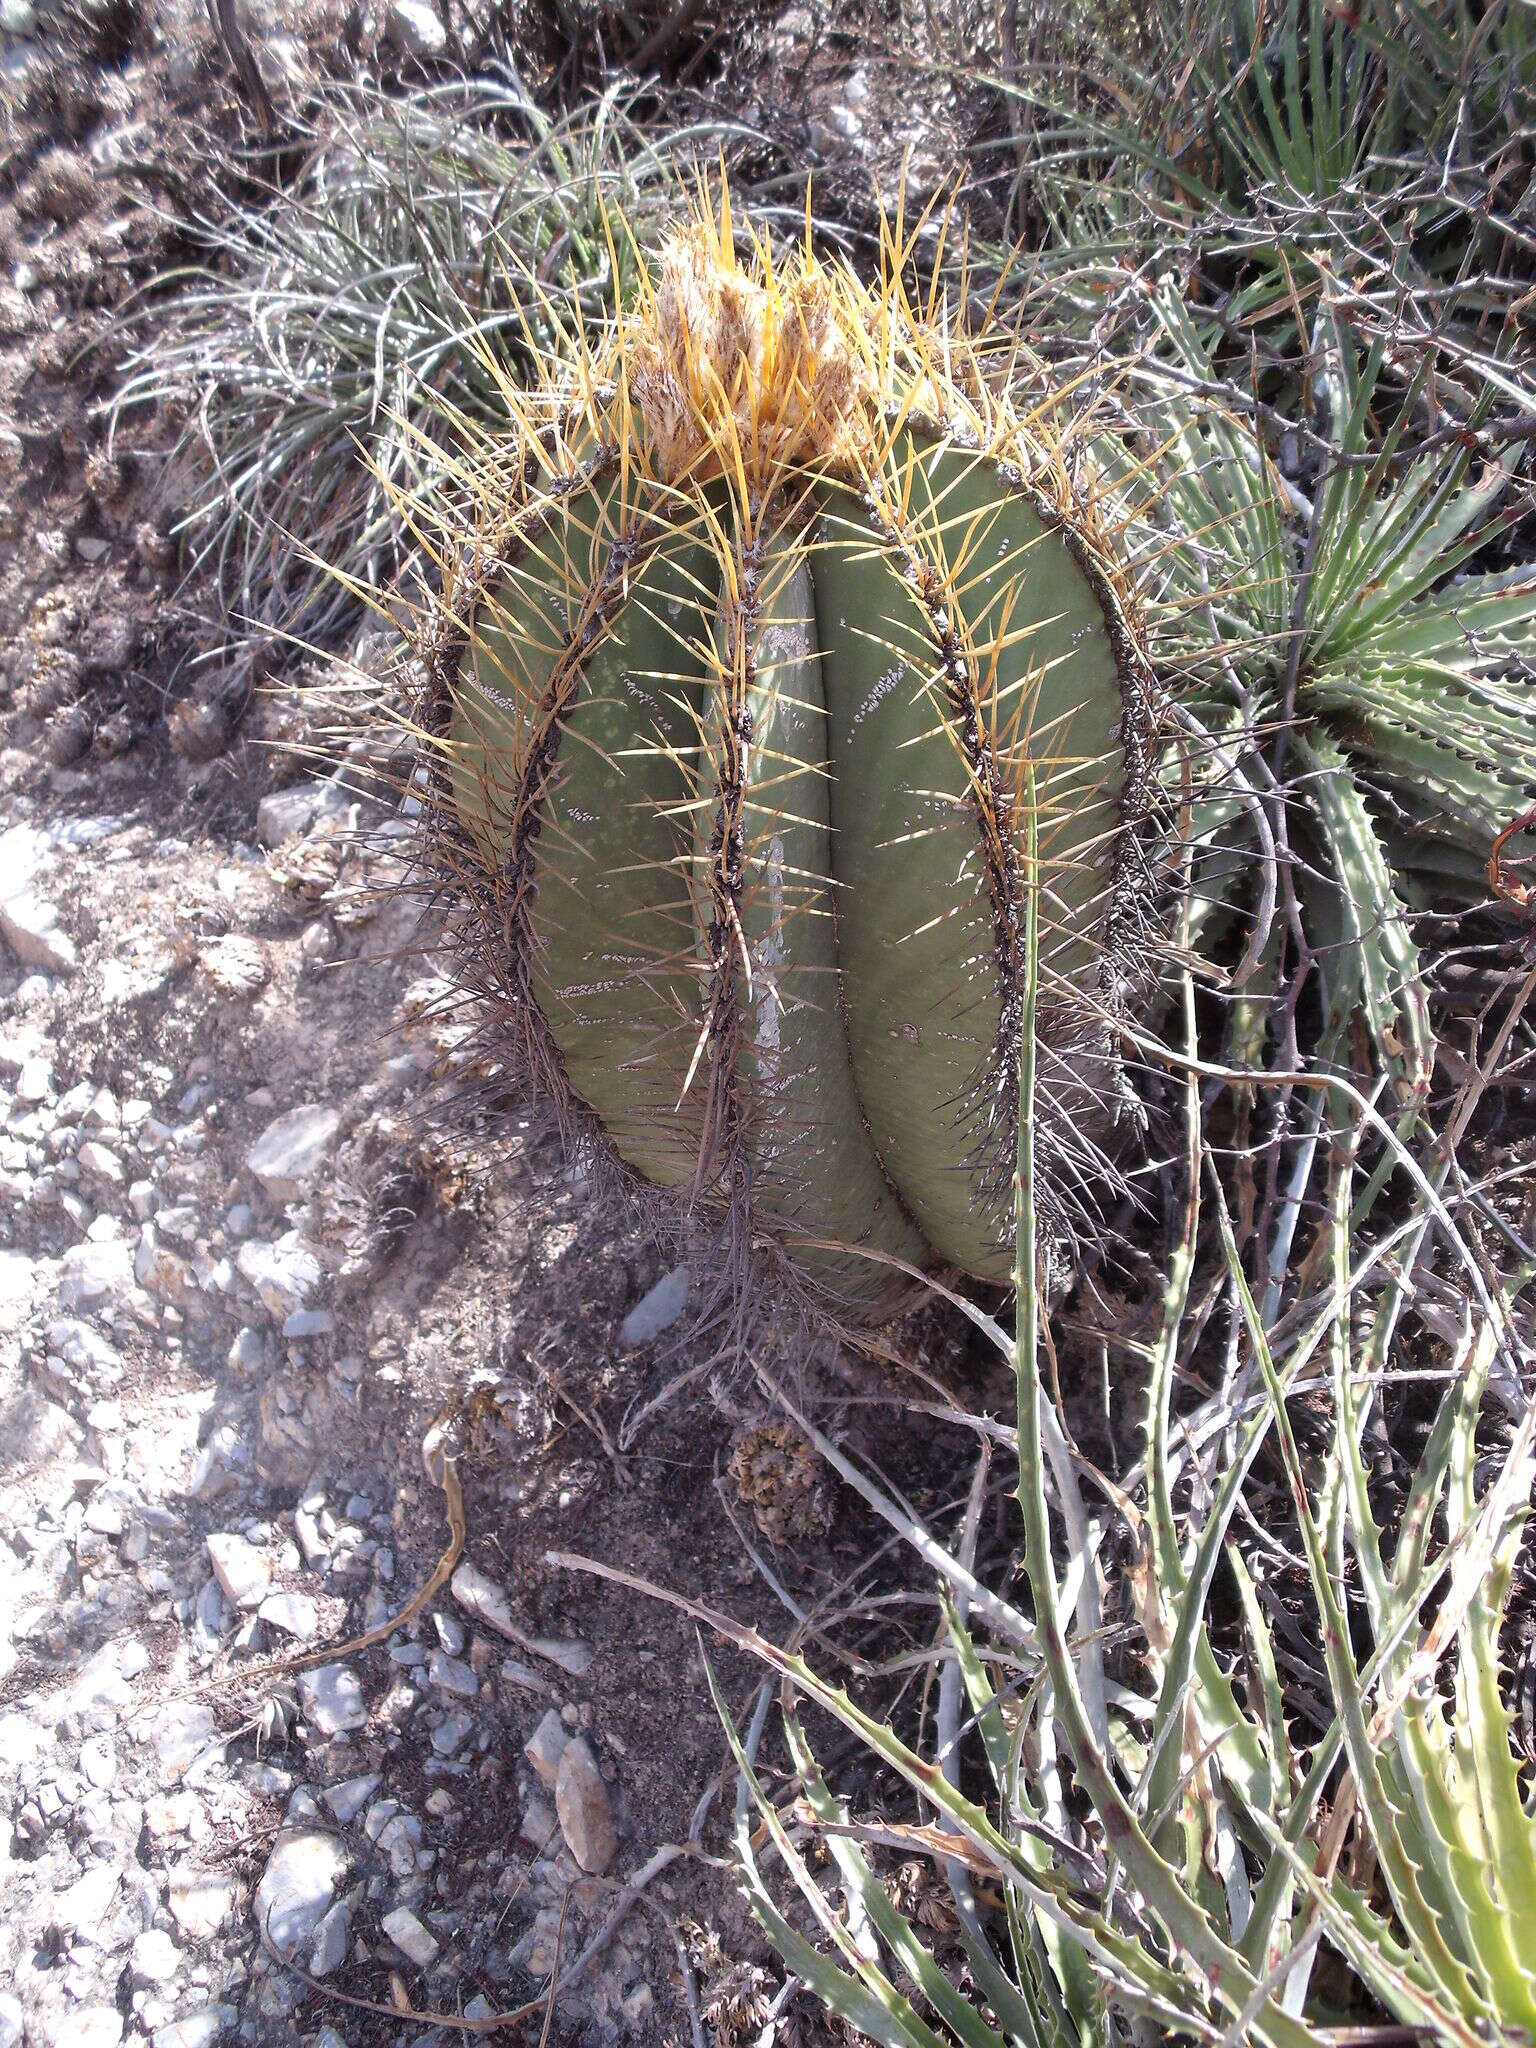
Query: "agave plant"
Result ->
[[1142, 0, 1534, 207], [978, 0, 1536, 275], [680, 822, 1536, 2048], [1124, 287, 1536, 1095], [410, 195, 1160, 1317]]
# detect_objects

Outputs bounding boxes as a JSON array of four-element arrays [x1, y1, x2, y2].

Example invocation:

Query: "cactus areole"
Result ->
[[419, 202, 1157, 1319]]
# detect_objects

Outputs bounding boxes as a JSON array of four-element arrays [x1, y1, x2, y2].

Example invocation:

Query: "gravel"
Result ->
[[0, 888, 77, 974], [0, 428, 701, 2048], [428, 1648, 477, 1698], [297, 1663, 367, 1736], [385, 0, 449, 59], [308, 1897, 352, 1977], [619, 1261, 691, 1345], [234, 1233, 322, 1320], [55, 1237, 134, 1312], [245, 1103, 340, 1201], [524, 1708, 570, 1787], [251, 1829, 348, 1953], [205, 1531, 270, 1610]]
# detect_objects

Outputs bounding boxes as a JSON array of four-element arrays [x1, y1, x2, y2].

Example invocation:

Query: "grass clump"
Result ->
[[116, 76, 729, 658]]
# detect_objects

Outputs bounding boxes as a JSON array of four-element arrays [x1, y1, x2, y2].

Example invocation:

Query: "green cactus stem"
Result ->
[[418, 206, 1157, 1318]]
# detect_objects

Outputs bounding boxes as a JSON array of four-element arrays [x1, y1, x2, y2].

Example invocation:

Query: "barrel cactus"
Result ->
[[414, 200, 1157, 1319]]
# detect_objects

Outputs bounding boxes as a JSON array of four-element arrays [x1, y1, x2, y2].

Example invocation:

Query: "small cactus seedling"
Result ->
[[413, 195, 1157, 1318]]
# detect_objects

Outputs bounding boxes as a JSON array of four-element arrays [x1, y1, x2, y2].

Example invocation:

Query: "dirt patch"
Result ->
[[0, 11, 1026, 2046]]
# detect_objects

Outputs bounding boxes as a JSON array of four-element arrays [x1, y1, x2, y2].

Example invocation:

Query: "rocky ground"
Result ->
[[4, 608, 928, 2048], [0, 710, 797, 2048]]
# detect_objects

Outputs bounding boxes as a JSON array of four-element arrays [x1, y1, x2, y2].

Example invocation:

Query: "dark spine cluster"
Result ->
[[864, 485, 1030, 1182], [692, 507, 765, 1286]]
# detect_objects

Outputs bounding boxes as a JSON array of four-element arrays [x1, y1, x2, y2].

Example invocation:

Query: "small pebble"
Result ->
[[381, 1905, 439, 1969], [554, 1737, 618, 1874]]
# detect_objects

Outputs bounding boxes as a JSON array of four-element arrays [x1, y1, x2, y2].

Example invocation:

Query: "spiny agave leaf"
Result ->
[[1015, 802, 1319, 2048], [1303, 321, 1439, 645], [1130, 282, 1529, 944], [1445, 1333, 1536, 1967], [1313, 674, 1536, 876], [1214, 1187, 1493, 2020], [1312, 473, 1516, 659], [943, 1592, 1020, 1798], [1383, 1312, 1536, 1728], [1224, 930, 1282, 1075], [1326, 1165, 1393, 1634], [1225, 1547, 1292, 1822], [1453, 1662, 1536, 1962], [1139, 963, 1285, 1836], [1355, 0, 1509, 135], [1249, 1366, 1482, 2018], [1361, 561, 1536, 665], [943, 1594, 1096, 2045], [782, 1710, 1010, 2048], [1141, 291, 1293, 640], [1379, 830, 1498, 908], [993, 1893, 1075, 2048], [1241, 1715, 1358, 1993], [1357, 457, 1517, 620], [1181, 797, 1265, 968], [1138, 1278, 1329, 1853], [719, 1693, 949, 2047], [1388, 1328, 1482, 1607], [1337, 1225, 1508, 1993], [1297, 732, 1433, 1096], [1385, 1703, 1536, 2026], [707, 1623, 1206, 2039], [1310, 670, 1536, 792], [1226, 1543, 1310, 1983], [564, 1535, 1217, 2042], [1251, 1819, 1488, 2046]]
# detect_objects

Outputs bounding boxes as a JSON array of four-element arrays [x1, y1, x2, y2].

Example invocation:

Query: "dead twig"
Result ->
[[1489, 801, 1536, 911], [183, 1417, 469, 1705], [259, 1905, 545, 2034], [205, 0, 276, 132]]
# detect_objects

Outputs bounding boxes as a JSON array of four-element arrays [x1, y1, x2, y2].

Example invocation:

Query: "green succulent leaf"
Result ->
[[1296, 730, 1434, 1092]]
